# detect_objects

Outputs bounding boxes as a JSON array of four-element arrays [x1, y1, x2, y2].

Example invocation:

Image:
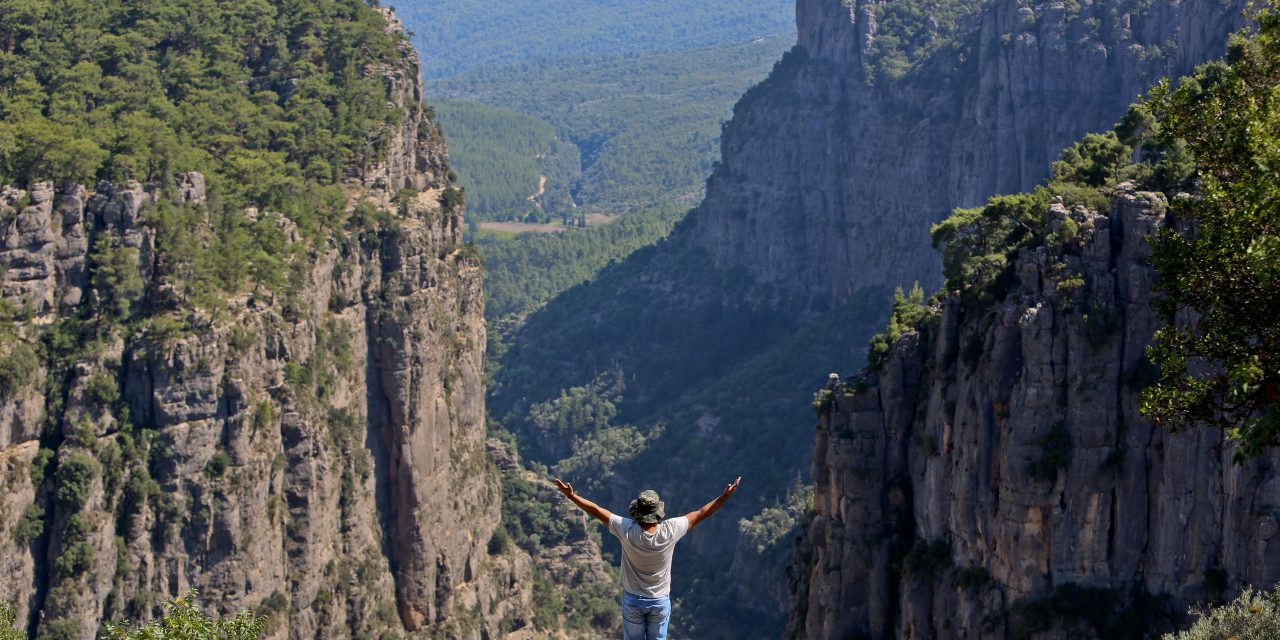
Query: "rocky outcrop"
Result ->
[[788, 186, 1280, 639], [0, 10, 534, 640], [693, 0, 1249, 305]]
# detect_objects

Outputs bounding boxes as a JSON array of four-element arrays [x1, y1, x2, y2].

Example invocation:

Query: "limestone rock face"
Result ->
[[692, 0, 1248, 305], [787, 187, 1280, 639], [0, 11, 534, 640]]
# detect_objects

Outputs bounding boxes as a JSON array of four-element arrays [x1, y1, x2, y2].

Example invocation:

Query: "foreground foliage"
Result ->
[[1, 602, 21, 640], [1162, 585, 1280, 640], [0, 593, 264, 640], [1140, 8, 1280, 457], [102, 592, 265, 640]]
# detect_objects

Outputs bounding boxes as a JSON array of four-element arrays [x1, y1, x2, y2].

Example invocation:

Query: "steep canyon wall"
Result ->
[[788, 187, 1280, 638], [692, 0, 1249, 304], [0, 11, 534, 640]]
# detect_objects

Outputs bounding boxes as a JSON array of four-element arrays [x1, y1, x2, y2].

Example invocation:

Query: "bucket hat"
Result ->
[[629, 489, 665, 523]]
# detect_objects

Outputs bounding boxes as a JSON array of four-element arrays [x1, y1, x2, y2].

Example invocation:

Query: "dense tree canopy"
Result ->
[[0, 0, 419, 309], [0, 0, 401, 212], [1140, 8, 1280, 457]]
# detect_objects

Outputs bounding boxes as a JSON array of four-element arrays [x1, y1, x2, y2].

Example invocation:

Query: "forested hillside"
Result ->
[[395, 0, 793, 77], [433, 36, 793, 217], [433, 99, 579, 219], [478, 204, 684, 323]]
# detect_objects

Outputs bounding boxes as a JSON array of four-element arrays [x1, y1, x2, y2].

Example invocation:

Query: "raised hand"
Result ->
[[723, 477, 742, 499], [553, 478, 574, 498]]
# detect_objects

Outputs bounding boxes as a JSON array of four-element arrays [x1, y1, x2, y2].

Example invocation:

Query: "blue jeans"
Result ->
[[621, 592, 670, 640]]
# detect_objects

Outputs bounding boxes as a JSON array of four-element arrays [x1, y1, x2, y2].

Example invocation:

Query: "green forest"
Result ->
[[476, 204, 685, 322], [394, 0, 793, 78], [433, 99, 579, 219], [0, 0, 418, 307], [435, 35, 793, 214], [0, 0, 400, 203]]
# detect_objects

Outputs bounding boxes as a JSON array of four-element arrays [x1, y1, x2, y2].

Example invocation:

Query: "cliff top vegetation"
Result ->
[[0, 0, 403, 215], [872, 6, 1280, 456]]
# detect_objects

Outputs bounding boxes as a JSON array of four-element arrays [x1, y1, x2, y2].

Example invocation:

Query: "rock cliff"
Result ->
[[788, 185, 1280, 638], [692, 0, 1249, 304], [0, 11, 535, 640]]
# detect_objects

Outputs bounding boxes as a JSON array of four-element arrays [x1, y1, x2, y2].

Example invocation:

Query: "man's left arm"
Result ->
[[553, 478, 614, 526]]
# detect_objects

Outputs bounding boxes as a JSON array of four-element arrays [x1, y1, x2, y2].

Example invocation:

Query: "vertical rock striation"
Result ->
[[788, 187, 1280, 638], [0, 11, 533, 640], [692, 0, 1248, 305]]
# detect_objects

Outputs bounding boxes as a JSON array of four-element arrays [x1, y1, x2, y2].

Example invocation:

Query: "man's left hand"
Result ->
[[553, 478, 574, 498]]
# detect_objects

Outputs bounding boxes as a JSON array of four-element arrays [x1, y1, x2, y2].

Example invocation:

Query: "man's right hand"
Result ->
[[553, 478, 574, 498]]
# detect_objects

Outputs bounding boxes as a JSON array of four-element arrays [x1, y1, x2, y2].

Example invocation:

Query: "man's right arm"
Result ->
[[554, 478, 613, 526], [684, 477, 741, 530]]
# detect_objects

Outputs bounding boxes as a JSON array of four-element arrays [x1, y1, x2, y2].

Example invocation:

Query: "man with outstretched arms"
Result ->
[[553, 476, 742, 640]]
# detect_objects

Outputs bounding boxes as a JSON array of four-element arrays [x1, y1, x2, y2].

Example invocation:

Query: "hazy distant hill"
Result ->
[[395, 0, 793, 78]]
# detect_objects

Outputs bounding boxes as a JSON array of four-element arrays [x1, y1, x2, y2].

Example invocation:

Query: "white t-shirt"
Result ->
[[607, 514, 690, 598]]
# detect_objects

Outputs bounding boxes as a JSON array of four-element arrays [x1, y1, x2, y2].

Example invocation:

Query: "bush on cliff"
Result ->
[[1163, 585, 1280, 640], [867, 282, 933, 369], [0, 602, 21, 640]]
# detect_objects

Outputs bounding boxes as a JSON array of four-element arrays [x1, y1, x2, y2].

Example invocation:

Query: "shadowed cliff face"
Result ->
[[693, 0, 1249, 303], [0, 11, 537, 640], [789, 187, 1280, 639]]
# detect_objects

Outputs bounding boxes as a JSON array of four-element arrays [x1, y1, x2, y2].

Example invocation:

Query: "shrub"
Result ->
[[932, 191, 1048, 303], [1084, 304, 1123, 347], [867, 282, 932, 370], [440, 187, 466, 213], [54, 452, 101, 510], [89, 238, 144, 319], [253, 400, 273, 431], [961, 333, 985, 369], [487, 524, 511, 555], [904, 538, 952, 580], [102, 590, 267, 640], [29, 447, 54, 486], [1027, 423, 1072, 483], [84, 372, 120, 407], [1163, 585, 1280, 639], [205, 451, 231, 478], [953, 566, 992, 589], [0, 601, 21, 640], [1051, 132, 1132, 188], [14, 503, 43, 544], [0, 343, 39, 396], [54, 541, 95, 579], [37, 618, 80, 640]]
